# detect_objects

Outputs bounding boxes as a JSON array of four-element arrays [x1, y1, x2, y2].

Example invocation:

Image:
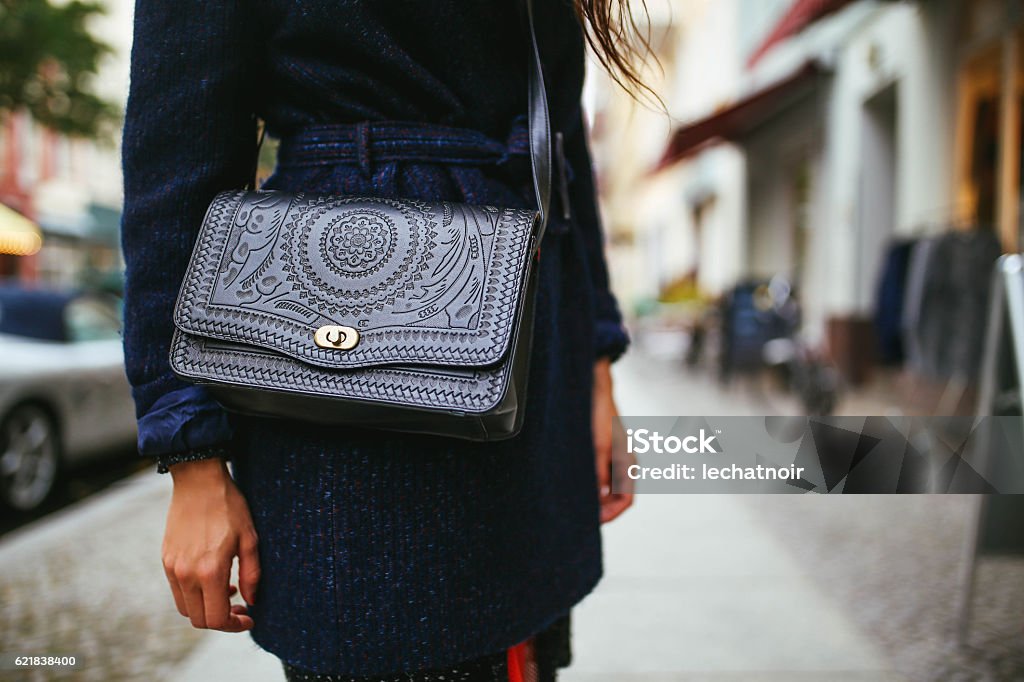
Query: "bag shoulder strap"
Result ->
[[525, 0, 552, 240]]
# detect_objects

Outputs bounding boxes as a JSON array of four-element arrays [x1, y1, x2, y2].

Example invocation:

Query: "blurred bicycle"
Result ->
[[711, 275, 841, 416]]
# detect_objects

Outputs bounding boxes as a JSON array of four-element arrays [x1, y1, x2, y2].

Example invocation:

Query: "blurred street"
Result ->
[[3, 350, 1023, 681], [0, 454, 147, 537]]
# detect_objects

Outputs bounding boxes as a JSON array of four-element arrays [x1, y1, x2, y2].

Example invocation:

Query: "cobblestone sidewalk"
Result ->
[[0, 472, 202, 681]]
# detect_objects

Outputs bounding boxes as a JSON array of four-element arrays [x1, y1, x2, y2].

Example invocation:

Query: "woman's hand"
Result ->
[[593, 358, 633, 524], [162, 458, 260, 632]]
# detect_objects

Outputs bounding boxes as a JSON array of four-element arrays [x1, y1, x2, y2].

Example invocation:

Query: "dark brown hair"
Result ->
[[572, 0, 661, 106]]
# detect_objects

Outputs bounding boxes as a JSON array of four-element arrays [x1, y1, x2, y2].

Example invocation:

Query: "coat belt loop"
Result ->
[[356, 121, 372, 178]]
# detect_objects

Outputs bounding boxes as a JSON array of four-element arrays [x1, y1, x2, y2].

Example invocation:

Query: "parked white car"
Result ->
[[0, 287, 136, 511]]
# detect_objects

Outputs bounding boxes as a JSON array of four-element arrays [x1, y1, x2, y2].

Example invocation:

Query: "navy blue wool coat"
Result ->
[[120, 0, 629, 676]]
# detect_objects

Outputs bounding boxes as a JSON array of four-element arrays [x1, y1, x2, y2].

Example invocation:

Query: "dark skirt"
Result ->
[[227, 120, 602, 677]]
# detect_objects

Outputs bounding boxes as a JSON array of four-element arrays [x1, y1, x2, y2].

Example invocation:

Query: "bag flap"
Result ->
[[175, 191, 539, 370]]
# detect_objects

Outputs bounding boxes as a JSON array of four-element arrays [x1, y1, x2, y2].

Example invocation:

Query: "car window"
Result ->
[[65, 297, 122, 342], [0, 291, 67, 341]]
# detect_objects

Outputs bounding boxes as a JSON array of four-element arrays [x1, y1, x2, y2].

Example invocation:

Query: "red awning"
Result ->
[[654, 60, 826, 171], [747, 0, 858, 67]]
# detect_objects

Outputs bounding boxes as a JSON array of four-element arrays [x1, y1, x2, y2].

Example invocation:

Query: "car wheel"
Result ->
[[0, 405, 61, 512]]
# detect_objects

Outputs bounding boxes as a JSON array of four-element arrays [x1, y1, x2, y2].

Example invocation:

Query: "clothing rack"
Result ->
[[885, 223, 1001, 393]]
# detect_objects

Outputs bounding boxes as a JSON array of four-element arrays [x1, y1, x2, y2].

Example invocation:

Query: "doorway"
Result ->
[[857, 83, 899, 310]]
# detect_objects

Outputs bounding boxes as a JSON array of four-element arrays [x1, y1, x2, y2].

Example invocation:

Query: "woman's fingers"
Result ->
[[592, 357, 627, 524], [601, 416, 635, 523], [167, 558, 254, 631], [599, 490, 633, 523], [170, 553, 237, 630], [179, 566, 209, 629], [238, 529, 261, 605], [594, 412, 612, 479], [225, 603, 255, 632], [199, 559, 234, 630], [161, 555, 188, 617], [597, 439, 635, 523], [223, 613, 255, 632]]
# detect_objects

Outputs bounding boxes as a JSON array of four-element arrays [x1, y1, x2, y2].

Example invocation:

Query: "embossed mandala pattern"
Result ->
[[322, 213, 394, 276], [284, 198, 436, 317]]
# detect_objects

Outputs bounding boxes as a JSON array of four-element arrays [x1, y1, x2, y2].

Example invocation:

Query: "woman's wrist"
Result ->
[[594, 356, 613, 389]]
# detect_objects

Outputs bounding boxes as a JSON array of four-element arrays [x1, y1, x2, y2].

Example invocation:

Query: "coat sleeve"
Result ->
[[561, 107, 631, 363], [120, 0, 258, 465]]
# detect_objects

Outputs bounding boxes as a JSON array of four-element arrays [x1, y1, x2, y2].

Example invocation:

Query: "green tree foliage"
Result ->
[[0, 0, 119, 139]]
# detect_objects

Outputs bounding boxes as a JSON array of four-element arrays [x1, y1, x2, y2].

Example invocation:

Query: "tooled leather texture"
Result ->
[[170, 330, 512, 413], [170, 190, 540, 414]]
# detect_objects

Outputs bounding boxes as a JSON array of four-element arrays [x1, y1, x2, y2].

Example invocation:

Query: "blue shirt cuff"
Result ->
[[595, 319, 630, 363], [136, 385, 234, 457]]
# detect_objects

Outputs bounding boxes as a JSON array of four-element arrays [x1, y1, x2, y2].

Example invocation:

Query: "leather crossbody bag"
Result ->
[[169, 0, 551, 441]]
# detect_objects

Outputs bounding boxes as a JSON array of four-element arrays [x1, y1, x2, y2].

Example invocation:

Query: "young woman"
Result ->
[[121, 1, 647, 679]]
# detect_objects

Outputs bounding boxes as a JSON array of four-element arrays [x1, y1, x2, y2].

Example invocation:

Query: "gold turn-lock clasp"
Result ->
[[314, 325, 360, 350]]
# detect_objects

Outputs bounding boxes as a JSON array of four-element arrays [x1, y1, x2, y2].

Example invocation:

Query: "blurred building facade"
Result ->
[[0, 0, 131, 290], [592, 0, 1024, 391]]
